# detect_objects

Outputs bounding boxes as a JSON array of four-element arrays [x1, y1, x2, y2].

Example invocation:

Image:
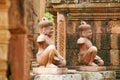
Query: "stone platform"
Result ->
[[33, 67, 68, 75], [33, 69, 116, 80], [76, 66, 106, 72]]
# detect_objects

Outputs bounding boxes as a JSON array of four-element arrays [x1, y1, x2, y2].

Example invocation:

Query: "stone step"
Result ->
[[33, 70, 116, 80]]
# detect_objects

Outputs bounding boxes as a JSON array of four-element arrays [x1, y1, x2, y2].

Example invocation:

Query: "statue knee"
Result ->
[[90, 46, 97, 53], [98, 59, 104, 66], [58, 59, 66, 67]]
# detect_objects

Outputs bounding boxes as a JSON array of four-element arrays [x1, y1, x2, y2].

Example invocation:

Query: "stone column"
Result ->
[[0, 0, 10, 80], [8, 0, 31, 80], [57, 12, 66, 58]]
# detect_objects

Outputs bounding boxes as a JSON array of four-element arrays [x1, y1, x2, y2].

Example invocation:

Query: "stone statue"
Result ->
[[77, 21, 104, 66], [36, 17, 66, 68]]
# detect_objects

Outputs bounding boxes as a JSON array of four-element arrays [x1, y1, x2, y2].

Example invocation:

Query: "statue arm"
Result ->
[[77, 38, 85, 44], [37, 34, 45, 42]]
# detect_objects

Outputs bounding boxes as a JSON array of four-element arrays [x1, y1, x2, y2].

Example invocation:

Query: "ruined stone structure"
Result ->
[[47, 0, 120, 68], [0, 0, 120, 80], [0, 0, 45, 80], [8, 0, 31, 80]]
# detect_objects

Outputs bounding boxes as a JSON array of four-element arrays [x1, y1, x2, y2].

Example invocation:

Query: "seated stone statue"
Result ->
[[77, 21, 104, 66], [36, 17, 66, 68]]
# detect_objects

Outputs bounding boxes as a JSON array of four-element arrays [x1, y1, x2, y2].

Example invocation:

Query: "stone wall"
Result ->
[[66, 20, 114, 66], [67, 20, 120, 66], [7, 0, 46, 80], [47, 1, 120, 67]]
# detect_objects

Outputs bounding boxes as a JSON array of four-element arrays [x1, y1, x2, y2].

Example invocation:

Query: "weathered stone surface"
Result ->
[[34, 71, 116, 80], [111, 34, 119, 49], [9, 0, 26, 34], [57, 13, 66, 58], [111, 34, 120, 50], [34, 74, 82, 80], [100, 33, 111, 50], [8, 34, 32, 80], [0, 1, 10, 80], [8, 0, 36, 80], [97, 50, 110, 66], [93, 21, 102, 33], [33, 68, 68, 75], [66, 48, 79, 66], [47, 0, 120, 69], [92, 33, 101, 50], [109, 21, 120, 34], [0, 75, 7, 80], [0, 12, 9, 29], [76, 66, 106, 72], [110, 50, 119, 66], [49, 0, 62, 3], [77, 71, 116, 80], [8, 34, 25, 80], [0, 30, 10, 43]]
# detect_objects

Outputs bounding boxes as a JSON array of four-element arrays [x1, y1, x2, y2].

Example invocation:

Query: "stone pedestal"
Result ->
[[76, 66, 106, 72], [33, 68, 68, 75], [33, 70, 116, 80]]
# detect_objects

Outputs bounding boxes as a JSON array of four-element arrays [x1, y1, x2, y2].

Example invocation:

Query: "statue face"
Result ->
[[82, 29, 92, 39], [45, 26, 54, 37]]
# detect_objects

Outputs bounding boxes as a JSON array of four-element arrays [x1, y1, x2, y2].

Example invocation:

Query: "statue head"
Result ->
[[38, 17, 54, 37], [78, 21, 92, 39]]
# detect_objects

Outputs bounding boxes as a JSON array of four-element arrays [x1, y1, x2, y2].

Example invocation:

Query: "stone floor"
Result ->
[[31, 69, 116, 80], [30, 59, 119, 80]]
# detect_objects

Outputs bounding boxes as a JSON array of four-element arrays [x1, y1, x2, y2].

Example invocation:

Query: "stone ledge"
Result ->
[[33, 67, 68, 75], [76, 66, 106, 72], [33, 71, 116, 80]]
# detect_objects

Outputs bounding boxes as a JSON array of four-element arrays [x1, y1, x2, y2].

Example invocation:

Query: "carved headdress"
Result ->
[[38, 17, 53, 29], [78, 21, 91, 31]]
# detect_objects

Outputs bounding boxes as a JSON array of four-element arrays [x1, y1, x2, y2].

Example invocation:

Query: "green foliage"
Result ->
[[44, 12, 54, 24]]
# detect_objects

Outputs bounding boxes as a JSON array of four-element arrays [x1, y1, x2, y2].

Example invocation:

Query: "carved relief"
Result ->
[[57, 13, 66, 58]]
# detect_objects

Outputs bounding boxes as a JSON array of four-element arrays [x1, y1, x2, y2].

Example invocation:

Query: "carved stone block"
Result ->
[[110, 50, 119, 66]]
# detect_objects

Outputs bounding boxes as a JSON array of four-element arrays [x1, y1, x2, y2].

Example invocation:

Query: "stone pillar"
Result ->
[[0, 0, 10, 80], [8, 0, 31, 80], [57, 12, 66, 58]]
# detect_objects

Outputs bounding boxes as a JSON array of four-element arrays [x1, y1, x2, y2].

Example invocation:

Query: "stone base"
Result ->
[[76, 66, 106, 72], [33, 67, 68, 75], [34, 71, 116, 80]]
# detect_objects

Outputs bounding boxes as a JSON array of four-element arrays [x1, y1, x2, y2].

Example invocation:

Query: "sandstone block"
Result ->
[[111, 34, 119, 49], [76, 66, 106, 72], [34, 74, 82, 80], [34, 70, 116, 80], [33, 67, 68, 75], [110, 50, 119, 66]]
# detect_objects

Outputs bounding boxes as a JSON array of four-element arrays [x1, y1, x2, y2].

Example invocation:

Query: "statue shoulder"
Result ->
[[77, 37, 85, 44], [37, 34, 45, 42]]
